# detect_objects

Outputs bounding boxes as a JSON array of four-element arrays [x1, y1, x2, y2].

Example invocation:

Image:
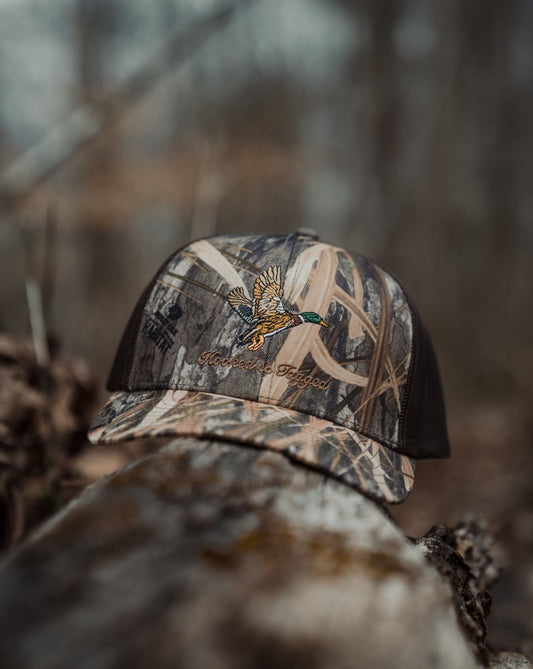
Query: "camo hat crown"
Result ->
[[89, 232, 449, 504]]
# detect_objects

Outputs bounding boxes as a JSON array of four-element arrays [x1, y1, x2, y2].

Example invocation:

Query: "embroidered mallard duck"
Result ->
[[227, 265, 328, 351]]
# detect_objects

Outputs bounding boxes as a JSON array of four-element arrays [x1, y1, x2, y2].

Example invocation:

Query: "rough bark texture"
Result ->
[[0, 438, 529, 669], [413, 519, 500, 664]]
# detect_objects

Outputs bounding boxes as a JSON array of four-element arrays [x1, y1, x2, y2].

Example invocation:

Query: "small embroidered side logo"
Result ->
[[227, 265, 328, 351], [142, 302, 182, 354]]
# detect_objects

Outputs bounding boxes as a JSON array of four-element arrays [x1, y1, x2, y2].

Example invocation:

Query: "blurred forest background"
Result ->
[[0, 0, 532, 657]]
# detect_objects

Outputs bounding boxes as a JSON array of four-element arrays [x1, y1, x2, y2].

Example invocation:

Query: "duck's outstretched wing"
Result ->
[[252, 266, 284, 317], [227, 287, 255, 324]]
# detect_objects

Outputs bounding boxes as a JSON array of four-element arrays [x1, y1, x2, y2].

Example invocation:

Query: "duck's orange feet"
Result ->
[[247, 334, 265, 351]]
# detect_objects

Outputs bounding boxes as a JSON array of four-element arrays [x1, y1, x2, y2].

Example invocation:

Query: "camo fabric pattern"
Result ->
[[89, 389, 415, 503], [89, 233, 416, 503]]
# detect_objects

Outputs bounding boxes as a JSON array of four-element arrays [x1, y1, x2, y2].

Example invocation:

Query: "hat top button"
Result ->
[[296, 228, 320, 240]]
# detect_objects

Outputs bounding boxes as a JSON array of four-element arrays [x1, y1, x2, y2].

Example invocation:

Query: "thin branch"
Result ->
[[18, 218, 50, 367], [0, 0, 253, 212]]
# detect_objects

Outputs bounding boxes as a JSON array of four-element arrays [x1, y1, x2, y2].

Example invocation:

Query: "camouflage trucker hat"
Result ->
[[88, 232, 449, 503]]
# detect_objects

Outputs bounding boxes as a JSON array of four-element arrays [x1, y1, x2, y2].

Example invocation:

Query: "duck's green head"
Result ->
[[300, 312, 328, 327]]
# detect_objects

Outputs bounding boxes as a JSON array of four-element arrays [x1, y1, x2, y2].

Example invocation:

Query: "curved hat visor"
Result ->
[[88, 389, 415, 504]]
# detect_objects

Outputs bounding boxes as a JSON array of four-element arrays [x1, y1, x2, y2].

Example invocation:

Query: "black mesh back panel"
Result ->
[[400, 304, 450, 459]]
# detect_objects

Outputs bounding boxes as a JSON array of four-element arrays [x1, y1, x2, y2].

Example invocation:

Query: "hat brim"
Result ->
[[88, 389, 415, 504]]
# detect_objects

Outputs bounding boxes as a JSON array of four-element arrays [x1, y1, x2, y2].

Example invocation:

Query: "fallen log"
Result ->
[[0, 438, 529, 669]]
